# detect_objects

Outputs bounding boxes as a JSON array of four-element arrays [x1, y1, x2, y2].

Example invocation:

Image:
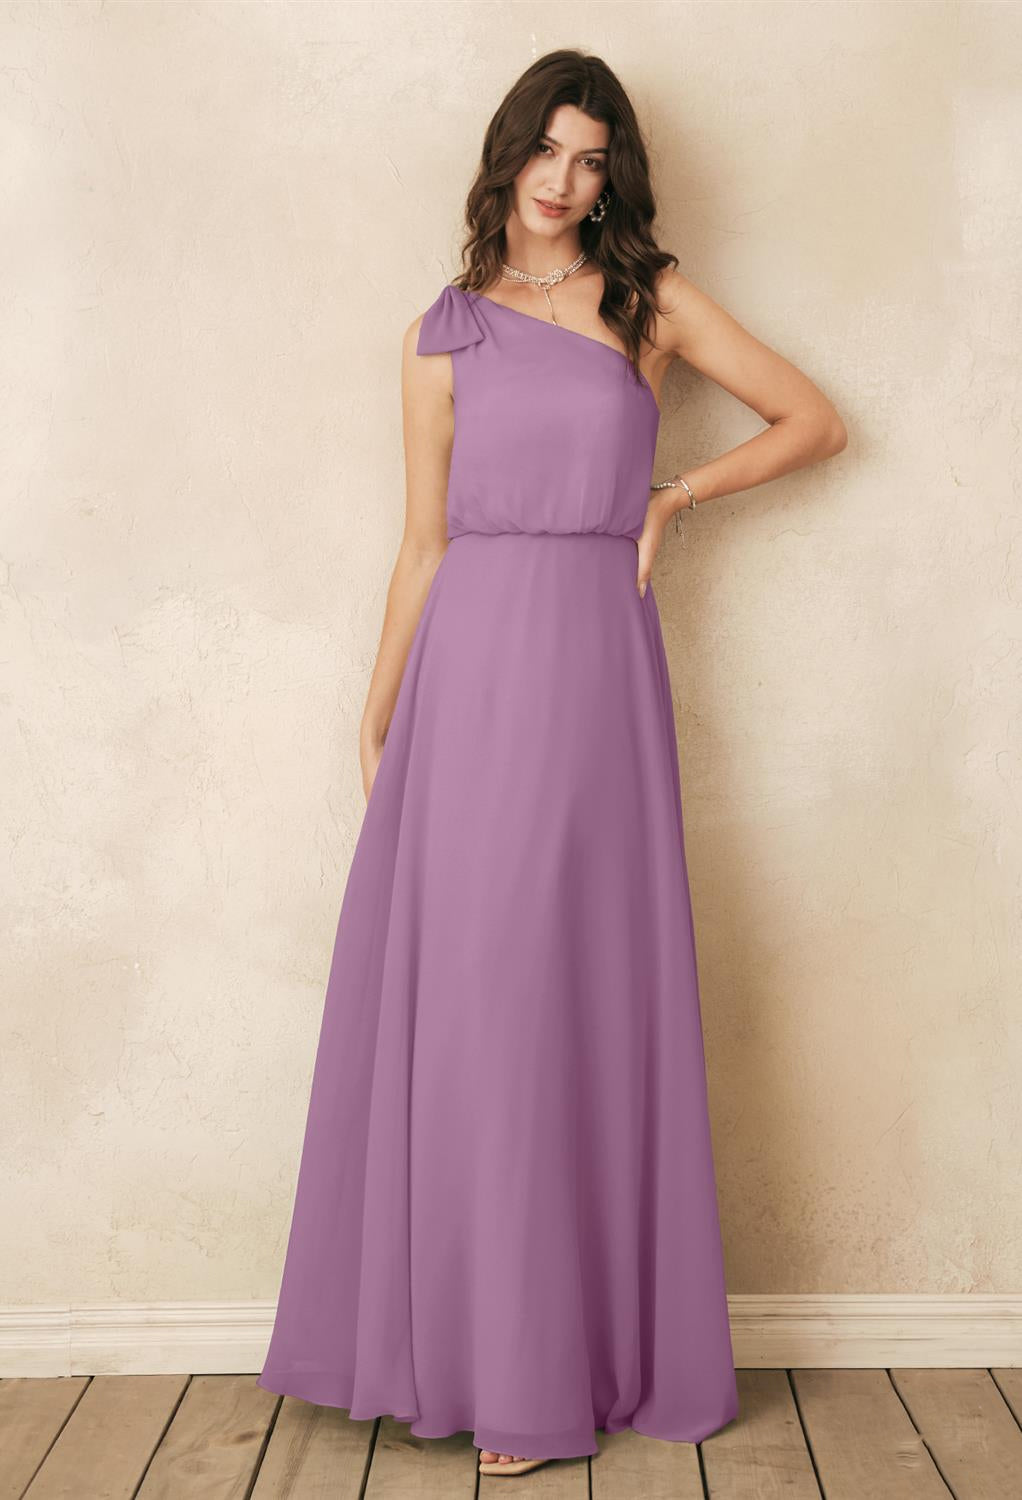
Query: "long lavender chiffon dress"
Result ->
[[256, 284, 739, 1459]]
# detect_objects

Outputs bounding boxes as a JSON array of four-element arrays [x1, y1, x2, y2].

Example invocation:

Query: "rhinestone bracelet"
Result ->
[[650, 474, 697, 533]]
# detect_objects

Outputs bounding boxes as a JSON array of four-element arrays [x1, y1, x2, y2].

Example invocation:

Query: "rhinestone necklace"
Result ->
[[500, 250, 588, 324]]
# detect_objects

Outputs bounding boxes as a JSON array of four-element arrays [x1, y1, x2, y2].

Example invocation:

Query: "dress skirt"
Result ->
[[256, 530, 739, 1458]]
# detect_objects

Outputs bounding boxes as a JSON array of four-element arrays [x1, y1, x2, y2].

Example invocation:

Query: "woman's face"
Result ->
[[511, 104, 610, 237]]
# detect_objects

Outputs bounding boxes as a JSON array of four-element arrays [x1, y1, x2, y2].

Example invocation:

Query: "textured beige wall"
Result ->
[[2, 1, 1019, 1308]]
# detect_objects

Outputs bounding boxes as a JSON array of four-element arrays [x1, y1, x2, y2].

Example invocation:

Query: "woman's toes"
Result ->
[[480, 1450, 499, 1463]]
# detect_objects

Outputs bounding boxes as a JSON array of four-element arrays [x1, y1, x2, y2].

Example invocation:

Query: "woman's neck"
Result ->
[[499, 223, 584, 278]]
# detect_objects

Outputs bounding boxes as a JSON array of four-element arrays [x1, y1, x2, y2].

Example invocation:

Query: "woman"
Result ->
[[257, 48, 847, 1479]]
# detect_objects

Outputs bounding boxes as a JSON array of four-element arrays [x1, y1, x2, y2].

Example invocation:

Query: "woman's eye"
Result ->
[[536, 142, 603, 171]]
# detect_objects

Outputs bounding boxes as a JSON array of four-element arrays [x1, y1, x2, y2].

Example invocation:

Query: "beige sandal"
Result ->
[[478, 1453, 552, 1477]]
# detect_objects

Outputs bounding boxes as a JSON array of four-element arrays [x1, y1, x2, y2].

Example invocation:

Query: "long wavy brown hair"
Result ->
[[453, 49, 678, 389]]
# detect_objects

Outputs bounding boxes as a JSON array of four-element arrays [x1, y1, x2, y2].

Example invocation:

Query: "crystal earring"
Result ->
[[587, 190, 611, 223]]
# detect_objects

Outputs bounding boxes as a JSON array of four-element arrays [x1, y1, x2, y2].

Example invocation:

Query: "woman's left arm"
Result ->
[[651, 267, 848, 521]]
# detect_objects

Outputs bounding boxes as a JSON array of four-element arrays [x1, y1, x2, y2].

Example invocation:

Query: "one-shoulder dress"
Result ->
[[256, 283, 740, 1459]]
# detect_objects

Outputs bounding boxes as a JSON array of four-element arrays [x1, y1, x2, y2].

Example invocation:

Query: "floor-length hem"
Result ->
[[255, 1368, 739, 1459]]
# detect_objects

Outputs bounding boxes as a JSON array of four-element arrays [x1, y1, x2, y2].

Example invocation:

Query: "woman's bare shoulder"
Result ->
[[650, 267, 722, 349]]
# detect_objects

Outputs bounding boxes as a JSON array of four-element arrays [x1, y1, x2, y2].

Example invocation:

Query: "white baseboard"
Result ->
[[1, 1295, 1019, 1378]]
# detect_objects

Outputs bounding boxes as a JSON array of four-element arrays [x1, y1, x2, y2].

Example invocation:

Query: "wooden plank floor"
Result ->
[[2, 1368, 1021, 1498]]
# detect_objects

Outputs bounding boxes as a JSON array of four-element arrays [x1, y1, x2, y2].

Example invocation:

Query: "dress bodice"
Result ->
[[416, 284, 661, 541]]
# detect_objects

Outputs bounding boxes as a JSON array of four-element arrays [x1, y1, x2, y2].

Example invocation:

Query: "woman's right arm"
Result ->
[[359, 312, 456, 801]]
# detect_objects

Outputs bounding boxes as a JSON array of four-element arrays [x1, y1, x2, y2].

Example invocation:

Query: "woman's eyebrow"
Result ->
[[540, 134, 608, 154]]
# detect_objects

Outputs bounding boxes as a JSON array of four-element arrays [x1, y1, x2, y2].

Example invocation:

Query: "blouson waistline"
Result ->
[[446, 529, 640, 542]]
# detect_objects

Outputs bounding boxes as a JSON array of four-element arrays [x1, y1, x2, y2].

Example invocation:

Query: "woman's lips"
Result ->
[[534, 198, 569, 217]]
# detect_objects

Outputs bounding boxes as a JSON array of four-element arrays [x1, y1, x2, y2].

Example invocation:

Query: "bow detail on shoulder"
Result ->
[[416, 284, 486, 355]]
